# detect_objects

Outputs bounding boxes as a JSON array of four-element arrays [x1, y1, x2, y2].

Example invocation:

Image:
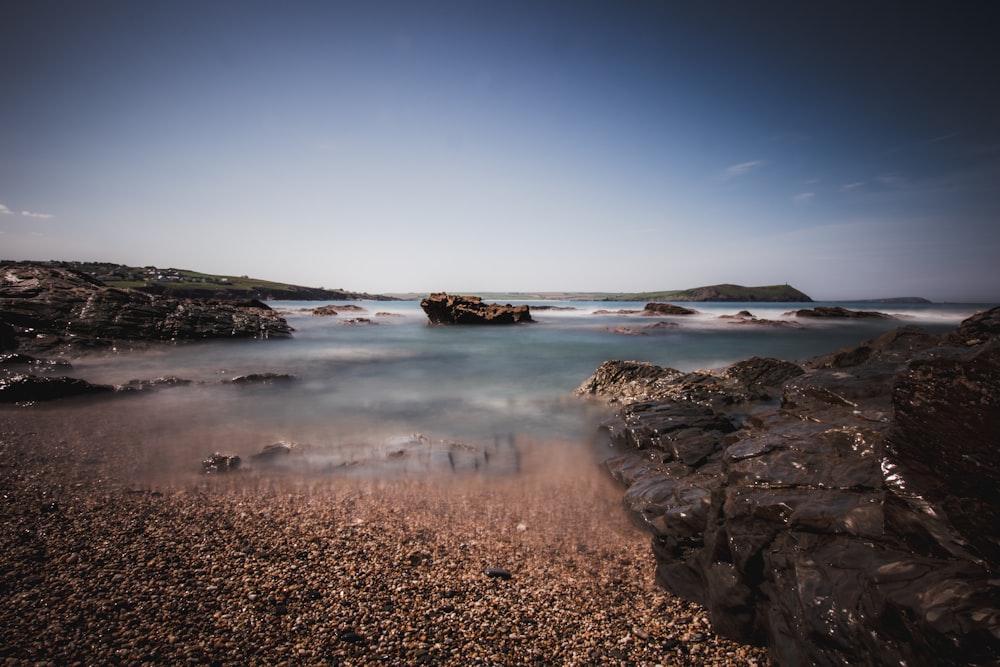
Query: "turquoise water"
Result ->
[[70, 300, 992, 471]]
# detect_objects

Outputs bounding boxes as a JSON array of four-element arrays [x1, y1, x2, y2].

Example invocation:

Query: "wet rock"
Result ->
[[227, 372, 295, 384], [0, 374, 115, 402], [311, 305, 339, 316], [251, 442, 294, 463], [420, 292, 533, 325], [116, 376, 193, 392], [0, 263, 292, 353], [1, 320, 19, 351], [595, 306, 1000, 667], [642, 303, 698, 316], [485, 567, 512, 580], [0, 353, 73, 373], [784, 305, 893, 319], [201, 453, 242, 474]]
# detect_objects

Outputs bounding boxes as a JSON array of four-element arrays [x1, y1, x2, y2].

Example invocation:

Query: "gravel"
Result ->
[[0, 398, 770, 666]]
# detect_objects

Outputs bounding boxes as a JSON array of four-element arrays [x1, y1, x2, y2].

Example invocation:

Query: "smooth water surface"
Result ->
[[68, 300, 989, 471]]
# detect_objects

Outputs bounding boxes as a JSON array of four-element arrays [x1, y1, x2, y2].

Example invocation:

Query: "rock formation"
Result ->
[[420, 292, 533, 325], [579, 307, 1000, 666], [0, 263, 292, 353], [784, 305, 893, 319], [642, 302, 698, 316]]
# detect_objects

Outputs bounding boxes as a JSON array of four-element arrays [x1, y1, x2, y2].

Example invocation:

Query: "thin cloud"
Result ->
[[793, 192, 815, 203], [21, 210, 54, 219], [0, 203, 12, 215], [841, 182, 864, 192], [720, 160, 764, 179]]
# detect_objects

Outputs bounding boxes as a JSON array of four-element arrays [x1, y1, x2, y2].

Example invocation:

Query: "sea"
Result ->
[[68, 300, 994, 477]]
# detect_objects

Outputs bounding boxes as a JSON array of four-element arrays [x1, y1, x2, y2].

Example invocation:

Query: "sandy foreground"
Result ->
[[0, 396, 769, 666]]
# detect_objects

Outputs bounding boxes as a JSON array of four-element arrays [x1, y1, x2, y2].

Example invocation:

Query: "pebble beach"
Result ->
[[1, 397, 770, 666]]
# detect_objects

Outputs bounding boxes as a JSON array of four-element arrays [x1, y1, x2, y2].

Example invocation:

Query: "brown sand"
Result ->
[[0, 397, 769, 666]]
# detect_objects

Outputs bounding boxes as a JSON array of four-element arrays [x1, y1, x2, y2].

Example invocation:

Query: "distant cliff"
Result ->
[[609, 283, 813, 302]]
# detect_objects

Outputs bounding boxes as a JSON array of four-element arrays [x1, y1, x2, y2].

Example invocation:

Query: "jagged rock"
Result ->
[[311, 305, 339, 316], [227, 372, 295, 384], [201, 453, 241, 474], [0, 263, 292, 353], [642, 302, 698, 316], [0, 353, 73, 373], [420, 292, 533, 325], [594, 307, 1000, 667], [784, 305, 893, 319], [116, 376, 193, 392], [0, 375, 115, 402]]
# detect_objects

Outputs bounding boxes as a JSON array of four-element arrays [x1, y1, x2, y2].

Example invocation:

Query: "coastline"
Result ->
[[0, 400, 769, 666]]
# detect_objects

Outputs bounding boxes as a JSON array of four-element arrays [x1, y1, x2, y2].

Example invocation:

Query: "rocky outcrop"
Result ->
[[0, 263, 292, 353], [642, 303, 698, 316], [582, 308, 1000, 666], [785, 305, 893, 319], [420, 293, 533, 325], [0, 375, 115, 402]]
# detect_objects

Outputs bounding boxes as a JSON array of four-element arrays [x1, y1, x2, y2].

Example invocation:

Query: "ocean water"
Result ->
[[67, 300, 991, 476]]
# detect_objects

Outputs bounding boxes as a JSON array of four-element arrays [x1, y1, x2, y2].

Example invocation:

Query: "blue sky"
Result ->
[[2, 1, 998, 300]]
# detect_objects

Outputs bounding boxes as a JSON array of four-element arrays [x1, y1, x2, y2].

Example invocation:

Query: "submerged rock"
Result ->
[[784, 305, 893, 319], [420, 292, 533, 325], [0, 374, 115, 403], [591, 307, 1000, 666]]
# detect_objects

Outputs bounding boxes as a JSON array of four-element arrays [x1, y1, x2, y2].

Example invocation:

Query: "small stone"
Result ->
[[484, 567, 512, 580]]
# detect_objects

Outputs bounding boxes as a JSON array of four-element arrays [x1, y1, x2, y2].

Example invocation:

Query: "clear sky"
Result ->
[[2, 1, 998, 301]]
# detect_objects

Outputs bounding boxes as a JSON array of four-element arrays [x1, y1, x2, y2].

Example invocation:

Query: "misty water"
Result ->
[[68, 300, 987, 477]]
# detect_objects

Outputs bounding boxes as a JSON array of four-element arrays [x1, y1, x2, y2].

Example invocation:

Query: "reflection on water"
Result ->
[[64, 300, 983, 475]]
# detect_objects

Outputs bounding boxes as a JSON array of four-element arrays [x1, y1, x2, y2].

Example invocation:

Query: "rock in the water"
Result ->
[[0, 263, 292, 353], [227, 372, 295, 384], [202, 453, 242, 474], [784, 305, 893, 319], [420, 292, 533, 325], [0, 375, 114, 402], [594, 306, 1000, 667], [642, 302, 698, 316]]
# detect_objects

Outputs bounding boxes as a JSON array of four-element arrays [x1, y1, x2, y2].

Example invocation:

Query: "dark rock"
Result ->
[[311, 305, 339, 316], [0, 319, 16, 351], [227, 372, 295, 384], [201, 453, 241, 474], [116, 376, 193, 392], [0, 374, 115, 402], [0, 353, 73, 373], [642, 303, 698, 316], [339, 630, 365, 644], [0, 263, 292, 353], [341, 317, 378, 325], [251, 442, 294, 462], [484, 567, 512, 580], [784, 305, 893, 319], [420, 292, 533, 325], [594, 307, 1000, 667]]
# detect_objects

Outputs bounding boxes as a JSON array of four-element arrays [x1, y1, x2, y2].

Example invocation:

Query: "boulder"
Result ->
[[642, 302, 698, 316], [593, 307, 1000, 666], [0, 263, 292, 353], [420, 292, 533, 325]]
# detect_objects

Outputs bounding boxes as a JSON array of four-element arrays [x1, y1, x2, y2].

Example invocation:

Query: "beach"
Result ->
[[0, 398, 769, 666]]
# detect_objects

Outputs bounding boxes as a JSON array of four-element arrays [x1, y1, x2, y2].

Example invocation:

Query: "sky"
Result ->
[[1, 1, 998, 301]]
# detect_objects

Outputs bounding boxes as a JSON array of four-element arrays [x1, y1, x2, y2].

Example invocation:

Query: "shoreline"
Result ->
[[0, 401, 769, 666]]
